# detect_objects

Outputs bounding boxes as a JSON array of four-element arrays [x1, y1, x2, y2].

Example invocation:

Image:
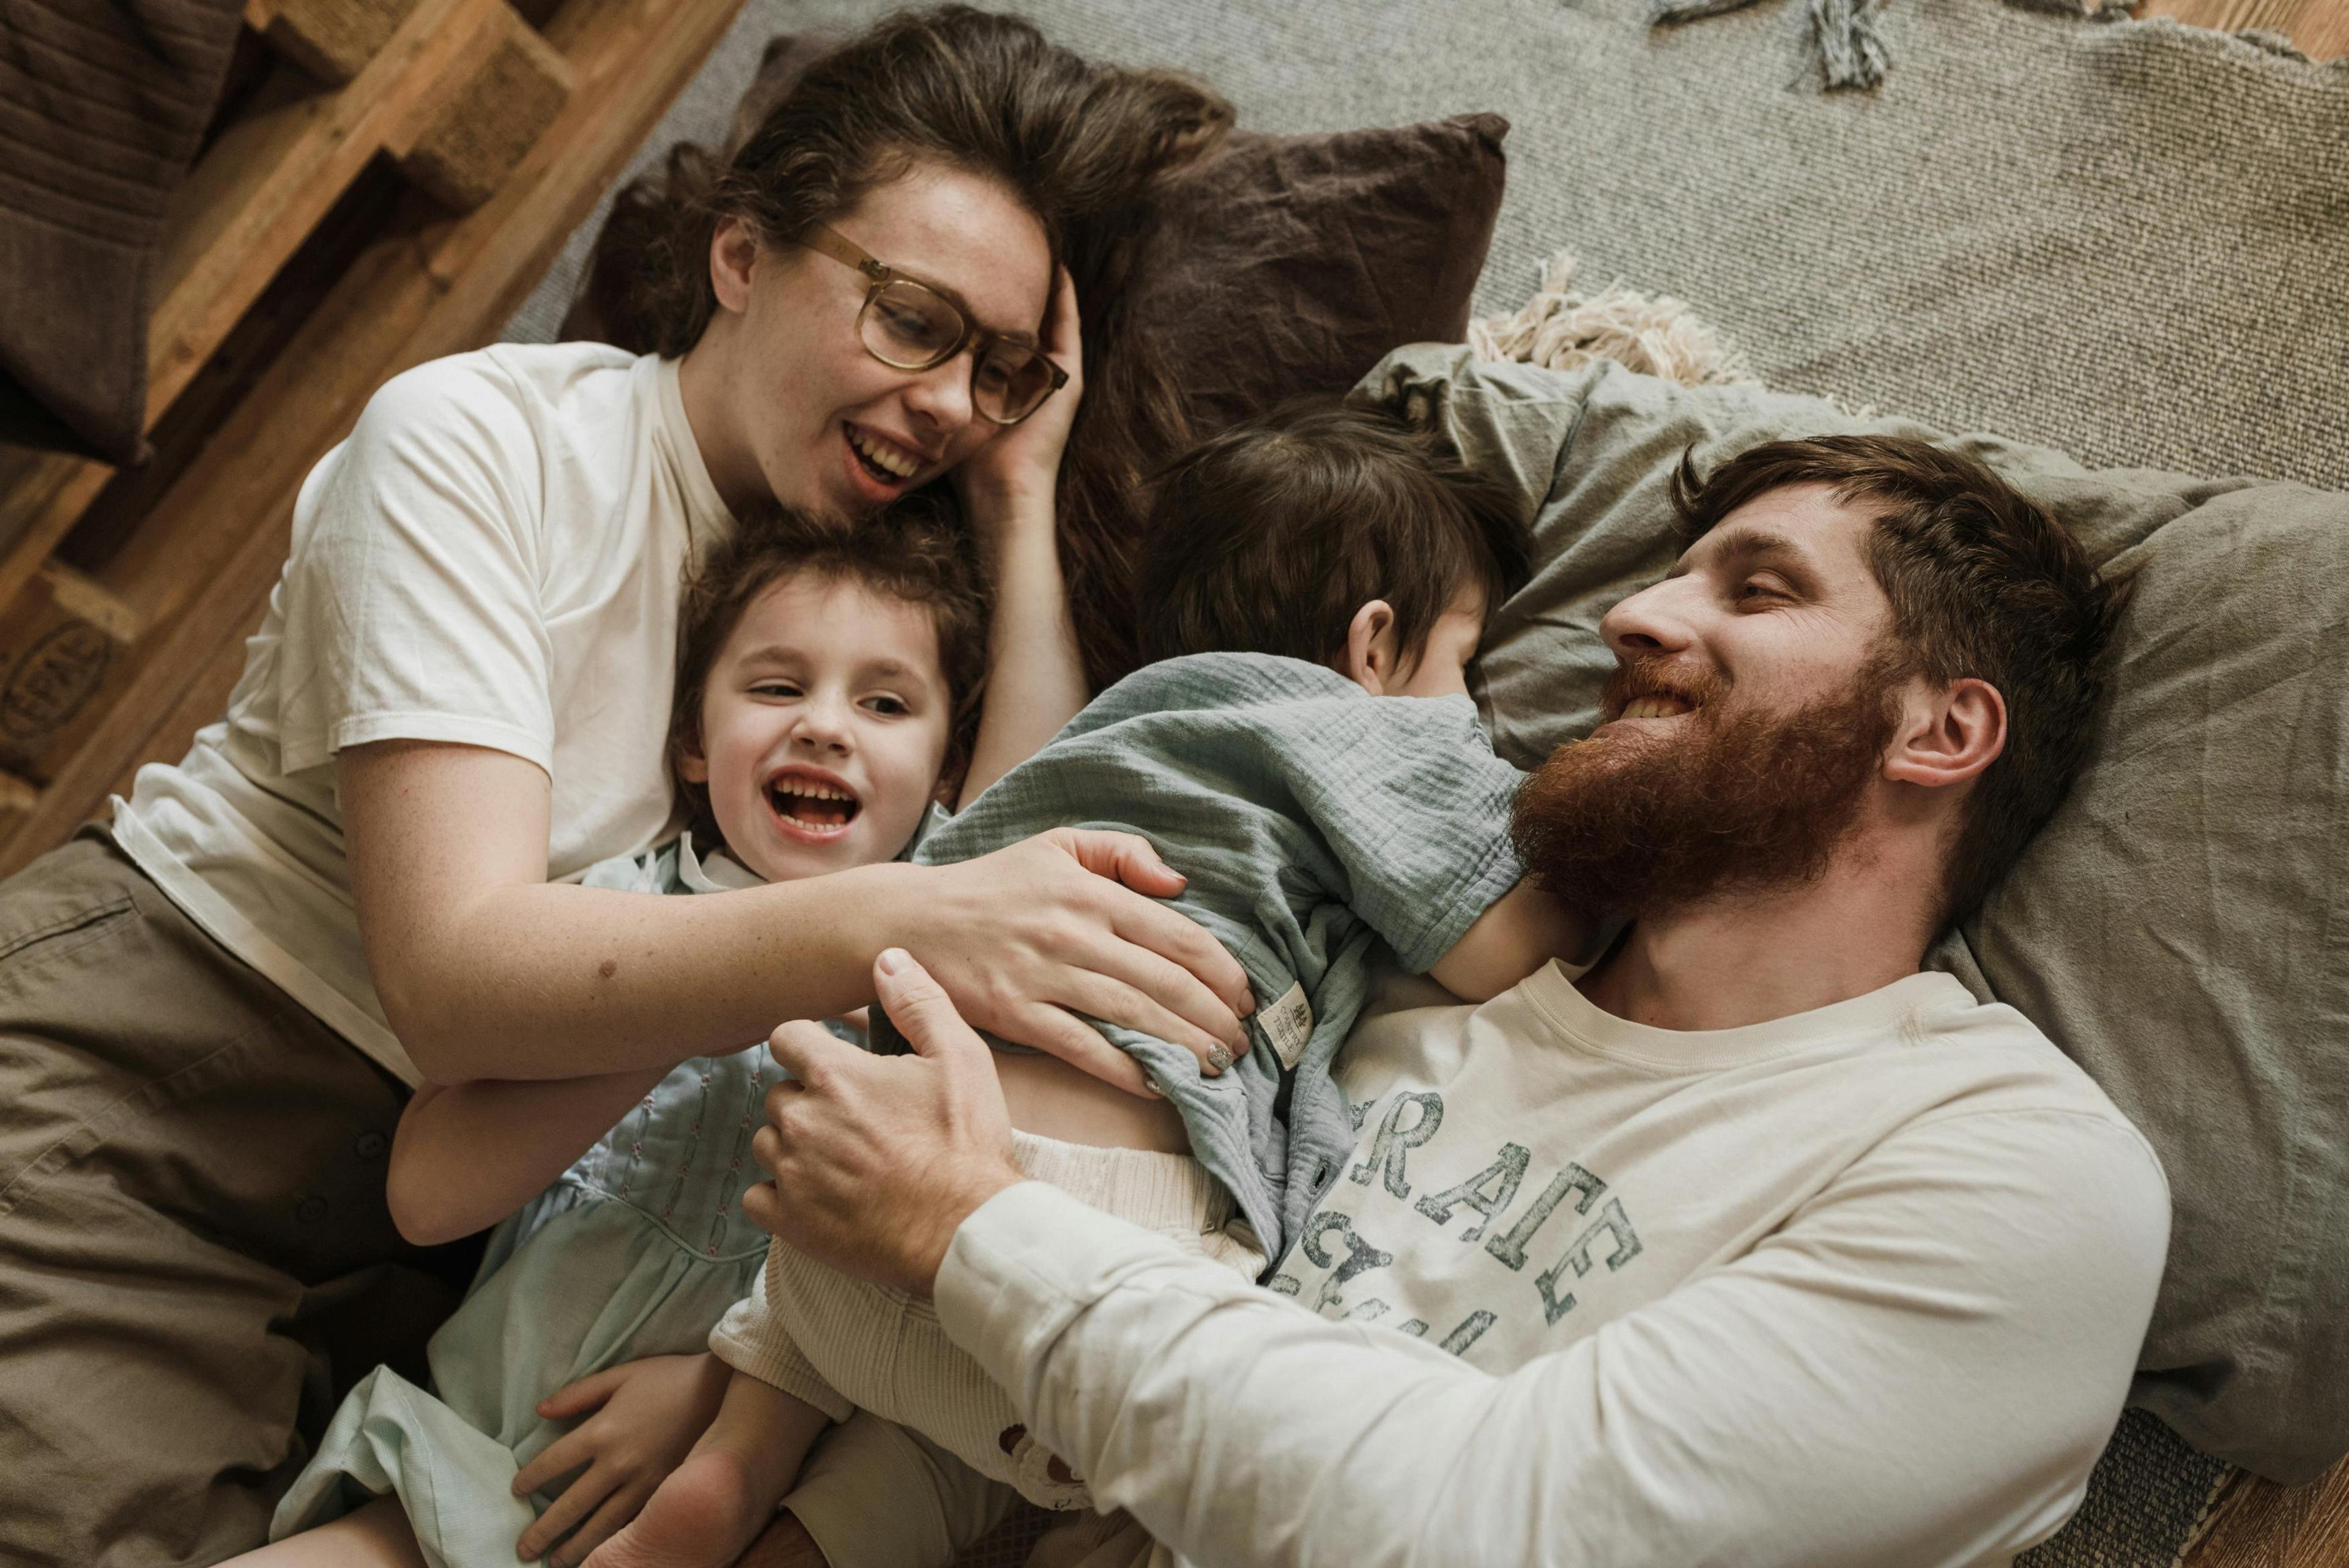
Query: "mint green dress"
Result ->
[[269, 837, 786, 1567]]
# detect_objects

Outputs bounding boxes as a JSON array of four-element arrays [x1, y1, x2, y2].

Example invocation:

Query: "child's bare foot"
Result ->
[[581, 1451, 765, 1568]]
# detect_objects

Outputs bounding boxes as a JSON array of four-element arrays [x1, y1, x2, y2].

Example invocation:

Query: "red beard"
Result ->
[[1510, 651, 1904, 923]]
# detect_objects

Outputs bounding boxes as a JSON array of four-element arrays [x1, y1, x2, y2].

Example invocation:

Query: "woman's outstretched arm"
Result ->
[[956, 483, 1085, 809], [957, 265, 1090, 808], [341, 740, 1251, 1088]]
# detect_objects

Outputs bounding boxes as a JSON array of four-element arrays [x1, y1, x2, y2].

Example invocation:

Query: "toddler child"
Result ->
[[607, 398, 1589, 1567], [250, 500, 996, 1568]]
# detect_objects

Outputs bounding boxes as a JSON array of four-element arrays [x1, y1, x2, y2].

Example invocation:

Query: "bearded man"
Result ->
[[724, 435, 2169, 1567]]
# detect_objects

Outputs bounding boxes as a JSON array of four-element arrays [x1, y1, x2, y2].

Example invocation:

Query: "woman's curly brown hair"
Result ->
[[576, 7, 1231, 688]]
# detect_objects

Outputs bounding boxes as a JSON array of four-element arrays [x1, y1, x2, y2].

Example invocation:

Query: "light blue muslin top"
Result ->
[[870, 652, 1527, 1266], [268, 837, 796, 1567]]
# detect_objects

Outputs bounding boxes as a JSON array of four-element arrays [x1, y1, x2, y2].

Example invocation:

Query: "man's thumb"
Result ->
[[875, 948, 979, 1060]]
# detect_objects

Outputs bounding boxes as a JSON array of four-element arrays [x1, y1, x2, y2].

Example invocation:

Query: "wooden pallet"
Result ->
[[0, 0, 746, 878]]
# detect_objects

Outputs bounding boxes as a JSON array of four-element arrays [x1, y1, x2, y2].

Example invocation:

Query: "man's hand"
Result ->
[[743, 949, 1026, 1296]]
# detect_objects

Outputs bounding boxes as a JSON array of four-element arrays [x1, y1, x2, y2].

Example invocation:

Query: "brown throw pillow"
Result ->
[[1069, 113, 1505, 682], [563, 34, 1507, 686], [1134, 116, 1508, 440]]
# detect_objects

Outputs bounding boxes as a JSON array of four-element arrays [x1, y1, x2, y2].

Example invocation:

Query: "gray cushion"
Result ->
[[1354, 341, 2349, 1484]]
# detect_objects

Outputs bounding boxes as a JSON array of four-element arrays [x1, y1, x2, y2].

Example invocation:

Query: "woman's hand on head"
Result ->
[[894, 827, 1253, 1095], [952, 265, 1083, 522]]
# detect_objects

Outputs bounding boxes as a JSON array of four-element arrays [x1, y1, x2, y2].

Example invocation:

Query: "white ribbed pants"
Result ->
[[713, 1129, 1263, 1512]]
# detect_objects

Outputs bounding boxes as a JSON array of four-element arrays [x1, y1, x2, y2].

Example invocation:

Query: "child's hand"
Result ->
[[512, 1352, 731, 1567]]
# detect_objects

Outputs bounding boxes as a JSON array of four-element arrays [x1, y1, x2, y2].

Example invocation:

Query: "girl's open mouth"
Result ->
[[766, 768, 862, 841]]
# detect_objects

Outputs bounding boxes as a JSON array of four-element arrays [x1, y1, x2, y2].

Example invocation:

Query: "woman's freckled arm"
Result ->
[[956, 265, 1089, 809], [344, 740, 893, 1082], [342, 743, 1250, 1087], [957, 495, 1086, 808]]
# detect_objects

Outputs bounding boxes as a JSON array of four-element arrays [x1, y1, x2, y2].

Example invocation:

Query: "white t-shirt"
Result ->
[[111, 344, 732, 1085], [937, 962, 2171, 1567]]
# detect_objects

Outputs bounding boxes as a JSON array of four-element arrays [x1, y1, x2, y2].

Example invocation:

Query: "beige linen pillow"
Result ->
[[1357, 342, 2349, 1485]]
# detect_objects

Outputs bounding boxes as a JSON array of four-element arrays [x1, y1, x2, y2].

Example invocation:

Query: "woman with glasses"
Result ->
[[0, 12, 1247, 1567]]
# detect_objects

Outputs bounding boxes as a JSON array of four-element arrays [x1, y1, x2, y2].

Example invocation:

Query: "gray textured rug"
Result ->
[[503, 0, 2340, 1557], [511, 0, 2349, 491]]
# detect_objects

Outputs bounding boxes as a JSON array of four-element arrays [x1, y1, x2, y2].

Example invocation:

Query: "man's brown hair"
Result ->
[[1671, 434, 2130, 921], [668, 494, 988, 847], [1134, 399, 1531, 674]]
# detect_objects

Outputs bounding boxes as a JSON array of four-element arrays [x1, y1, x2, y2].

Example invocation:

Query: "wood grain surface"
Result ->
[[2185, 1455, 2349, 1567], [2141, 0, 2349, 58]]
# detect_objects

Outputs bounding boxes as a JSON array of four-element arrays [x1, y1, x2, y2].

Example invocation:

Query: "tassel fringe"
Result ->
[[1468, 253, 1763, 390]]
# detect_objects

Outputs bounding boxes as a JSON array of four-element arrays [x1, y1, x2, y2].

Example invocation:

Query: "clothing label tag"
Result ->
[[1258, 980, 1315, 1070]]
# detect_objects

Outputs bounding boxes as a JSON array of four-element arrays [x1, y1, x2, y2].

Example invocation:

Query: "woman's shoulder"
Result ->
[[362, 341, 644, 435], [314, 344, 674, 548], [343, 342, 650, 475]]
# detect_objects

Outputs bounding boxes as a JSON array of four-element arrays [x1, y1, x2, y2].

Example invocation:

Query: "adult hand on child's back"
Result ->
[[510, 1352, 730, 1567], [745, 948, 1026, 1296], [904, 827, 1255, 1094]]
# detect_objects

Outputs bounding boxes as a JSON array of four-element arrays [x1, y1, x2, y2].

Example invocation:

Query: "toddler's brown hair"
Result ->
[[1134, 398, 1531, 677]]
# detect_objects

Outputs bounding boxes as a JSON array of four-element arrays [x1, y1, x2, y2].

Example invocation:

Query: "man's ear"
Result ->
[[1884, 676, 2006, 790], [1341, 601, 1401, 696], [710, 217, 760, 316]]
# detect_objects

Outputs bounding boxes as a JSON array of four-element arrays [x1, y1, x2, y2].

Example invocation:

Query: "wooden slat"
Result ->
[[2306, 0, 2349, 58], [2186, 1455, 2349, 1567], [0, 574, 123, 783], [0, 0, 749, 871], [2151, 0, 2307, 34], [0, 0, 510, 618], [0, 454, 106, 622], [0, 448, 83, 549], [146, 0, 507, 425], [101, 598, 265, 806], [2139, 0, 2349, 58], [38, 564, 139, 646], [256, 0, 428, 85]]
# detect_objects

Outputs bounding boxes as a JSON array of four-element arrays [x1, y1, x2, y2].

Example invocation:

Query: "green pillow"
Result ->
[[1353, 343, 2349, 1484]]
